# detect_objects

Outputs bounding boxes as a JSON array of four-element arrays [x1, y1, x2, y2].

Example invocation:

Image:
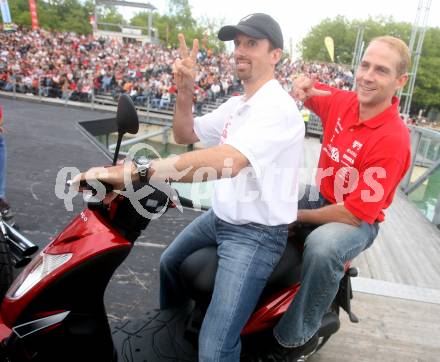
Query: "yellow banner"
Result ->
[[324, 36, 334, 62]]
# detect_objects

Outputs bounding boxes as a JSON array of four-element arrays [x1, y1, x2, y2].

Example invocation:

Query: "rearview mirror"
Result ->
[[116, 94, 139, 135]]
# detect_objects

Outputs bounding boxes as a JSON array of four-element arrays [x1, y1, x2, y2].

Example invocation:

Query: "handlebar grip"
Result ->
[[178, 195, 195, 208], [3, 221, 38, 257], [66, 180, 114, 194], [178, 196, 210, 211]]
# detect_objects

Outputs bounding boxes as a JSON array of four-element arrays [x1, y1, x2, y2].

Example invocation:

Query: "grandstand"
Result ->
[[0, 27, 354, 137]]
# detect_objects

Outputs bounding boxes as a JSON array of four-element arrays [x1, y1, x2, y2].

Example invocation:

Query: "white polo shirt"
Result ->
[[194, 79, 304, 226]]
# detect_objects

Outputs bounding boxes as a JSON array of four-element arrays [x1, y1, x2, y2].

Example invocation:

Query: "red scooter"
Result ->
[[0, 95, 359, 361]]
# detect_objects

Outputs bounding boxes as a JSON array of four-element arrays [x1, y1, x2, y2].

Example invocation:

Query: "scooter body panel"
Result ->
[[242, 283, 301, 335], [1, 208, 131, 327]]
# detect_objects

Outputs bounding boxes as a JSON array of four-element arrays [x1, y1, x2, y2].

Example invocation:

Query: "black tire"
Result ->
[[0, 232, 14, 301], [111, 306, 198, 361]]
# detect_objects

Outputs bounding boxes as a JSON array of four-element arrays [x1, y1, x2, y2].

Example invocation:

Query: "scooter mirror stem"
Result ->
[[112, 132, 124, 166]]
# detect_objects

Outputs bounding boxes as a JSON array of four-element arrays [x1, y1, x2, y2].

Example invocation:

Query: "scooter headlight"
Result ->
[[6, 252, 73, 299]]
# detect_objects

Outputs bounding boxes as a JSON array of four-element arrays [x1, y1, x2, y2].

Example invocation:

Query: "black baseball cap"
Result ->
[[218, 13, 283, 50]]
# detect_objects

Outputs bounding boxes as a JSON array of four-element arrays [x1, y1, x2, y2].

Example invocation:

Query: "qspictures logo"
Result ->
[[54, 143, 387, 218]]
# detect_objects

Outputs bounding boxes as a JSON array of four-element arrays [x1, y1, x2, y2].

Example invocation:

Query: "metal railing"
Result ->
[[2, 82, 233, 119], [401, 125, 440, 225], [401, 126, 440, 193]]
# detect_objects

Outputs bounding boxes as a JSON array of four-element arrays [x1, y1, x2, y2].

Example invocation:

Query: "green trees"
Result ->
[[9, 0, 94, 33], [413, 28, 440, 119], [8, 0, 224, 51], [299, 16, 440, 118], [299, 16, 413, 64], [128, 0, 224, 51], [300, 16, 355, 64]]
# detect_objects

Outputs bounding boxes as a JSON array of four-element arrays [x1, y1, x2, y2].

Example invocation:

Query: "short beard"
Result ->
[[235, 69, 251, 81]]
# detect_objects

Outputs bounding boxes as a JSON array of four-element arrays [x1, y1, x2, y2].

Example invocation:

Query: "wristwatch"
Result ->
[[133, 156, 152, 183]]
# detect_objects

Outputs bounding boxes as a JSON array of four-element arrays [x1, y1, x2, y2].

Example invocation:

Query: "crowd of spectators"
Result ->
[[0, 27, 354, 114]]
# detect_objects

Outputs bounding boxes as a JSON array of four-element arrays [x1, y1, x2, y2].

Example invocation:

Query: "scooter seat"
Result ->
[[180, 239, 302, 306]]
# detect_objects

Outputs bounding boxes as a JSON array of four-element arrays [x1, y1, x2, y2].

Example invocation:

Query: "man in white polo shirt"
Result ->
[[160, 14, 303, 361], [74, 13, 304, 362]]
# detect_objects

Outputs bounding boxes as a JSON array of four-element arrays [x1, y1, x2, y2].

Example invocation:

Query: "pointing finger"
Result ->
[[310, 88, 331, 97]]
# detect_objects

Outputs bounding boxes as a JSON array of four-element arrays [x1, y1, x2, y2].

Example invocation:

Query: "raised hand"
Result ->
[[292, 76, 331, 101], [173, 33, 199, 94]]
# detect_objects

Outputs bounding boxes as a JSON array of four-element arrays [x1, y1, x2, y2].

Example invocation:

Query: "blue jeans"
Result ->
[[0, 135, 6, 198], [160, 209, 288, 362], [273, 185, 379, 347]]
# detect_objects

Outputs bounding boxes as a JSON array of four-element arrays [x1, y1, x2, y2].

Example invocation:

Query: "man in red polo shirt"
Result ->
[[262, 36, 411, 360]]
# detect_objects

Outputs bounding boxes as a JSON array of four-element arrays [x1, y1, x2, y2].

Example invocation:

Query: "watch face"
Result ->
[[136, 156, 150, 165]]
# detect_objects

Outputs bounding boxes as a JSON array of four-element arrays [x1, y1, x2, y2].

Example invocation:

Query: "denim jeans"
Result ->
[[0, 135, 6, 198], [160, 208, 288, 362], [273, 185, 379, 347]]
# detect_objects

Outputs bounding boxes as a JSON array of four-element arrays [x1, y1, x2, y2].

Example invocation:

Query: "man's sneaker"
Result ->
[[248, 333, 319, 362], [287, 333, 319, 361], [0, 198, 14, 220]]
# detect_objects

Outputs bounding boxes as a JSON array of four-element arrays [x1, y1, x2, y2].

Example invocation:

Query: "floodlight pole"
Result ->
[[398, 0, 432, 121]]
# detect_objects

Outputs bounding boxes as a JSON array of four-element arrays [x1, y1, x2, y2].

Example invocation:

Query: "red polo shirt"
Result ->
[[305, 83, 411, 223]]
